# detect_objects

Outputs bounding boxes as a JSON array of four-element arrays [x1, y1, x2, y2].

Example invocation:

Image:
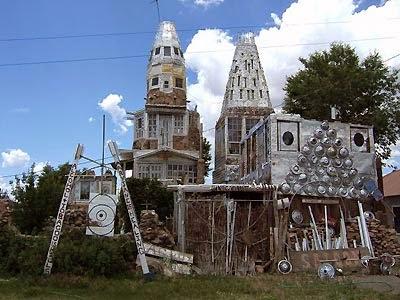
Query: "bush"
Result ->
[[0, 226, 137, 277]]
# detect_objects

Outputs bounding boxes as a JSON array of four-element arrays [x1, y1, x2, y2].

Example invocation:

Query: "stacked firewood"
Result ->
[[347, 219, 400, 256], [139, 210, 175, 249]]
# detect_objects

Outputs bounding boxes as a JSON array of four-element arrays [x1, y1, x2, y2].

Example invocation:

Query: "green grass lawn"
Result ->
[[0, 274, 396, 300]]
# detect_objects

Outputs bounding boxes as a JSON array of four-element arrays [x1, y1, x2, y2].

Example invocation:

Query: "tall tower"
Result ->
[[121, 21, 204, 184], [213, 33, 273, 183]]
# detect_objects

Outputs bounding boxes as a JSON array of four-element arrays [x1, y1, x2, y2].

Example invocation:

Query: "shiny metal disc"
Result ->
[[318, 263, 335, 279]]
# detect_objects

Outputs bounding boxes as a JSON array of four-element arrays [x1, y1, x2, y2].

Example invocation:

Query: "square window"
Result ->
[[155, 47, 160, 55], [163, 81, 169, 89], [151, 77, 159, 86], [175, 78, 183, 88], [164, 46, 171, 56]]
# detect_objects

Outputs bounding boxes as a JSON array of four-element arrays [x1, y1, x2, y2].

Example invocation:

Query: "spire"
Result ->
[[221, 32, 272, 112], [146, 21, 187, 107]]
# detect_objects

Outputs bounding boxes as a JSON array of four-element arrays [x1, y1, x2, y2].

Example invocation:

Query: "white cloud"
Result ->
[[1, 149, 30, 168], [180, 0, 224, 8], [98, 94, 132, 134], [88, 117, 95, 123], [33, 161, 48, 174], [184, 29, 235, 180], [184, 0, 400, 178]]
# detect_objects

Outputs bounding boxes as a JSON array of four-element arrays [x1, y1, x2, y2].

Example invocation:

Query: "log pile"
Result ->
[[139, 210, 175, 249], [347, 219, 400, 256]]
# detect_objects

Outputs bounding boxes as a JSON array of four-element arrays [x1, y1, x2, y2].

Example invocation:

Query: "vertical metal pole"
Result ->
[[324, 206, 330, 250], [100, 115, 105, 194], [108, 141, 150, 276], [43, 144, 83, 275]]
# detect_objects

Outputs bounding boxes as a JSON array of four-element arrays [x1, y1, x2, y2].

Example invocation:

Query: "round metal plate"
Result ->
[[291, 210, 304, 224], [278, 260, 292, 274], [364, 211, 375, 222], [318, 263, 335, 279]]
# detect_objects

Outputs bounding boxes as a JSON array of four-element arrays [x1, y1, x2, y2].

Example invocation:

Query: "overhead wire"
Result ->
[[0, 35, 399, 68], [1, 17, 399, 43]]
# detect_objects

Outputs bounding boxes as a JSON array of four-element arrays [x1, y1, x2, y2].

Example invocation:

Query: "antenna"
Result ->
[[151, 0, 161, 22], [100, 114, 106, 194]]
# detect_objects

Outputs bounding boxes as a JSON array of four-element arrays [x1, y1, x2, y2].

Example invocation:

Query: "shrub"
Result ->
[[0, 226, 138, 277]]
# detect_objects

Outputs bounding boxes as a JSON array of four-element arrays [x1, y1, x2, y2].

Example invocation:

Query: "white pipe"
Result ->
[[358, 201, 374, 257], [357, 216, 365, 247], [308, 206, 323, 250], [339, 207, 348, 249], [325, 206, 330, 250]]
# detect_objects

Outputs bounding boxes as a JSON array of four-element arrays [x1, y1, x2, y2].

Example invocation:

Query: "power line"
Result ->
[[384, 53, 400, 62], [0, 156, 115, 179], [1, 18, 399, 43], [1, 35, 398, 68]]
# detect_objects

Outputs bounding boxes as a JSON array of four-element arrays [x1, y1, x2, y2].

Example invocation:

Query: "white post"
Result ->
[[324, 206, 330, 250], [108, 141, 150, 276], [43, 144, 83, 275]]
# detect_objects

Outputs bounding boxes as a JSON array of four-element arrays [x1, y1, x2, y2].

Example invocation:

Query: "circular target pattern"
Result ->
[[88, 204, 115, 228], [308, 137, 318, 146], [334, 138, 343, 147]]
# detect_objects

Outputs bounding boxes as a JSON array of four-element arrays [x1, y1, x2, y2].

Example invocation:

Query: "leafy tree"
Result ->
[[0, 188, 8, 199], [283, 43, 400, 160], [12, 163, 70, 234], [202, 137, 212, 177], [118, 177, 173, 233]]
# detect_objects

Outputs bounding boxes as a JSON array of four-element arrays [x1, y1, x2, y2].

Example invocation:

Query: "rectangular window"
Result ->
[[80, 181, 90, 200], [237, 76, 241, 86], [247, 90, 250, 100], [164, 46, 171, 56], [244, 77, 247, 88], [253, 78, 257, 87], [148, 114, 157, 138], [174, 47, 179, 55], [240, 89, 243, 99], [167, 164, 197, 183], [136, 117, 144, 138], [174, 115, 184, 134], [151, 77, 159, 86], [228, 117, 242, 142], [231, 77, 234, 88], [175, 78, 183, 88], [163, 80, 169, 89], [138, 164, 162, 179], [230, 90, 233, 100], [259, 89, 263, 98], [246, 118, 259, 134], [229, 143, 240, 155], [251, 90, 255, 99], [155, 47, 160, 55], [251, 59, 254, 69], [244, 60, 247, 70], [256, 69, 259, 80]]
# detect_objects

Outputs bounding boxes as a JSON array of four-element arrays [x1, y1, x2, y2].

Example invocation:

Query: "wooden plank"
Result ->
[[302, 199, 339, 205], [143, 242, 193, 264], [289, 248, 367, 272]]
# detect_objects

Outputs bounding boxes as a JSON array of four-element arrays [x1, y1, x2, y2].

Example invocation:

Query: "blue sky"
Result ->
[[0, 0, 399, 190]]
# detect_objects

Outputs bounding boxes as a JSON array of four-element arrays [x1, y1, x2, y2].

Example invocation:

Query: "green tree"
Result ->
[[12, 163, 70, 234], [283, 43, 400, 160], [202, 137, 212, 177], [118, 177, 173, 233]]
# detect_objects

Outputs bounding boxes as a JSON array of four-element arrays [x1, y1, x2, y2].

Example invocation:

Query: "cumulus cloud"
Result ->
[[184, 0, 400, 177], [1, 149, 30, 168], [185, 29, 235, 179], [98, 94, 132, 134]]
